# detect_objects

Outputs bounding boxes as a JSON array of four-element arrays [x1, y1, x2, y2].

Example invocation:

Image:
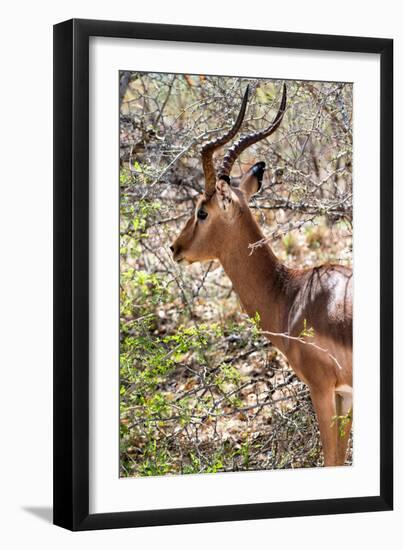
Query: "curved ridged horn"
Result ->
[[218, 83, 287, 179], [201, 85, 250, 198]]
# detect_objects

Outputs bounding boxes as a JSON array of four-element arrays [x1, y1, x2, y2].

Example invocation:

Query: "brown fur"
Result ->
[[171, 170, 353, 466]]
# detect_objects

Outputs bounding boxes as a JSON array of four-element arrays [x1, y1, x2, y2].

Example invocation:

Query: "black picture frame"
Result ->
[[53, 18, 393, 531]]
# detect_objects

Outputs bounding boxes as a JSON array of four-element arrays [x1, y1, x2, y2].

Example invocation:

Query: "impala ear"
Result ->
[[239, 162, 265, 200]]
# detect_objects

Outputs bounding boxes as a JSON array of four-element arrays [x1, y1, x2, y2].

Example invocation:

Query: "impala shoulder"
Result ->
[[287, 264, 352, 331], [303, 264, 352, 292]]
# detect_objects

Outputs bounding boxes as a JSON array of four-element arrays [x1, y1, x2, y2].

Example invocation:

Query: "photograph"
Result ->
[[119, 72, 353, 477]]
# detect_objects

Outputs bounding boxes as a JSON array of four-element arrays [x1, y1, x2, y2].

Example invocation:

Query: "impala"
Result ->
[[170, 84, 353, 467]]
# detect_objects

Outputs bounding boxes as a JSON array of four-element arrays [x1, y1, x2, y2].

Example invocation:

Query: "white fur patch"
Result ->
[[216, 180, 233, 212]]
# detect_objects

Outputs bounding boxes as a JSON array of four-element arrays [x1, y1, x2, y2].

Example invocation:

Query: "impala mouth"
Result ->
[[176, 257, 192, 266], [172, 253, 183, 263]]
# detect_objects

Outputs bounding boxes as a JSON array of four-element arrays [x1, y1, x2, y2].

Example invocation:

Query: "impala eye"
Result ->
[[197, 209, 208, 220]]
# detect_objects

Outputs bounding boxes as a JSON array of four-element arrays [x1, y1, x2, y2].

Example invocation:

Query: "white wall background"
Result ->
[[0, 1, 400, 548]]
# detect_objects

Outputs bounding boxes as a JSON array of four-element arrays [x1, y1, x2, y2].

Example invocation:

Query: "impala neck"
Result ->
[[218, 210, 294, 340]]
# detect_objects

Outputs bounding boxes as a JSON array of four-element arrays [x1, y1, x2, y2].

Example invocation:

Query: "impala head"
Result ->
[[170, 83, 287, 264]]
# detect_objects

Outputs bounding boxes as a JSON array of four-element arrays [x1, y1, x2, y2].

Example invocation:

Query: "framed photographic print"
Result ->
[[53, 19, 393, 530]]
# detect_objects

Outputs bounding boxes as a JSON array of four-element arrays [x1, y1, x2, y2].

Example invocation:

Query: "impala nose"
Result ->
[[170, 243, 182, 261]]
